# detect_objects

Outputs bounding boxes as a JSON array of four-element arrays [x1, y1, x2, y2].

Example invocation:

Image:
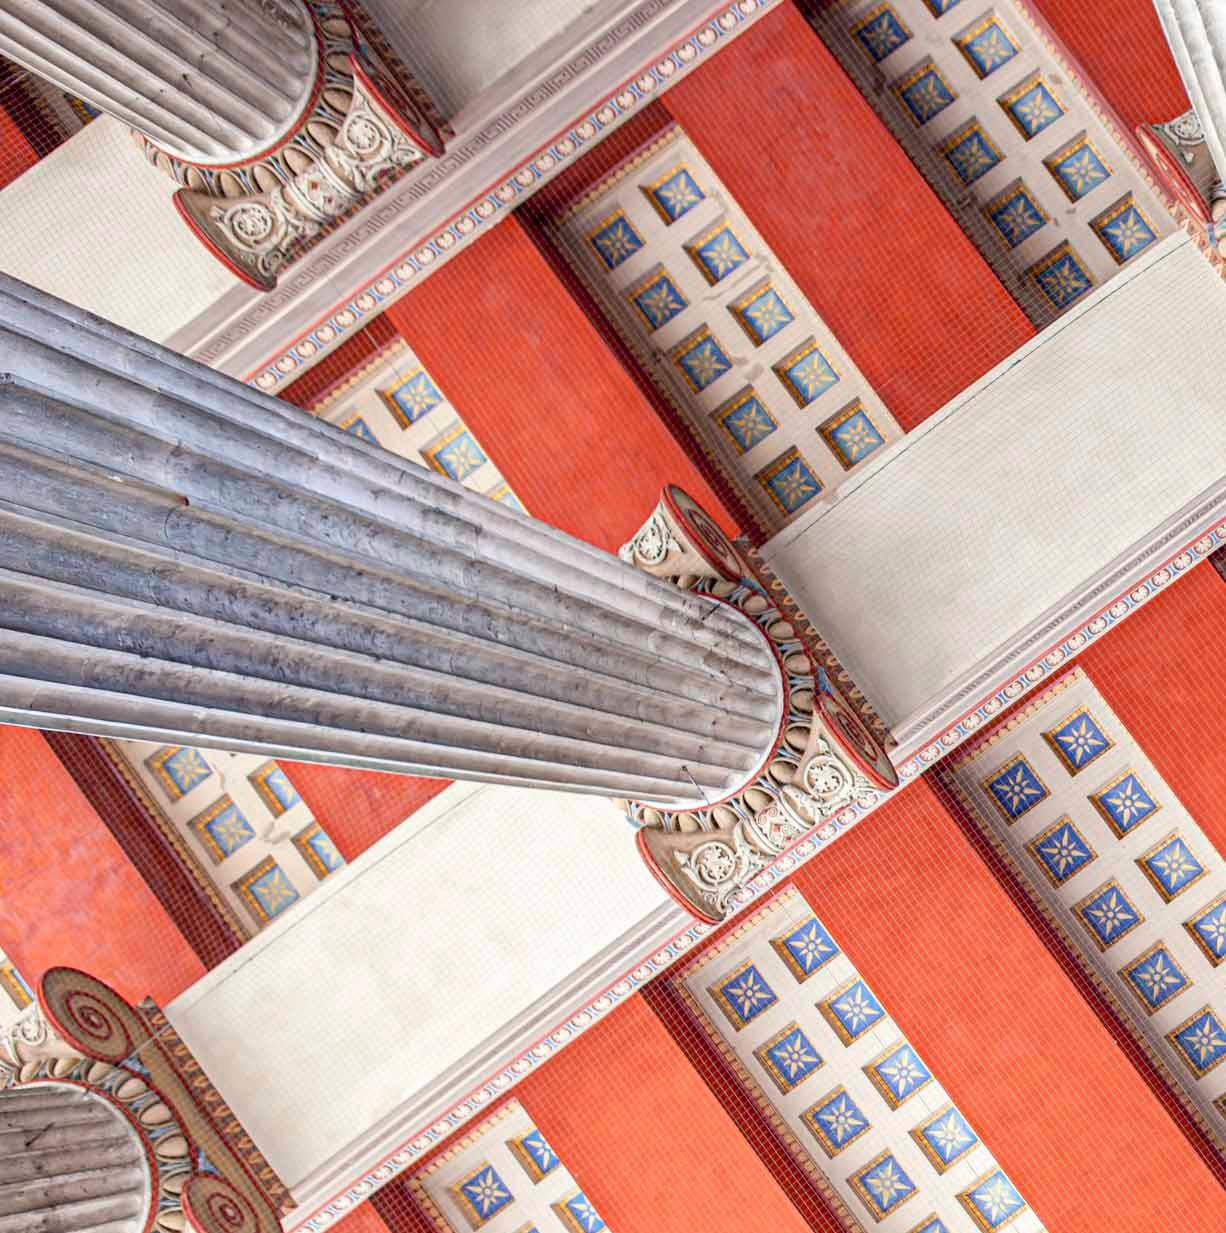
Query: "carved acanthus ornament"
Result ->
[[619, 487, 899, 922], [1137, 109, 1226, 252]]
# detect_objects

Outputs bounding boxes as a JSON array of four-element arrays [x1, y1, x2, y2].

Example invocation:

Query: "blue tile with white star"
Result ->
[[913, 1105, 979, 1172], [1168, 1007, 1226, 1078], [958, 16, 1020, 79], [1001, 75, 1064, 139], [629, 270, 688, 331], [717, 391, 778, 454], [250, 762, 301, 815], [384, 370, 443, 426], [1046, 138, 1111, 201], [196, 800, 255, 862], [850, 1151, 917, 1221], [865, 1042, 933, 1109], [588, 210, 643, 269], [1043, 706, 1113, 774], [820, 402, 885, 469], [1186, 894, 1226, 966], [148, 745, 212, 800], [983, 753, 1049, 822], [1122, 943, 1190, 1013], [985, 182, 1048, 250], [820, 978, 886, 1045], [343, 416, 379, 445], [1090, 769, 1159, 837], [673, 330, 732, 392], [1026, 816, 1095, 886], [921, 0, 964, 12], [508, 1128, 558, 1182], [1139, 833, 1206, 902], [775, 341, 839, 407], [731, 285, 794, 345], [1030, 244, 1094, 311], [305, 828, 344, 875], [802, 1086, 870, 1157], [1075, 879, 1143, 950], [1093, 197, 1159, 264], [758, 450, 822, 515], [960, 1169, 1027, 1231], [430, 429, 489, 482], [688, 224, 750, 284], [772, 916, 839, 981], [452, 1163, 514, 1227], [555, 1191, 606, 1233], [244, 861, 301, 922], [895, 61, 957, 126], [755, 1022, 824, 1093], [643, 165, 705, 223], [852, 4, 910, 63], [711, 960, 777, 1029], [941, 121, 1003, 186]]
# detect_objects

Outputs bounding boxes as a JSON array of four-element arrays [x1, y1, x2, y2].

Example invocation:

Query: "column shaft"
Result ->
[[1155, 0, 1226, 178]]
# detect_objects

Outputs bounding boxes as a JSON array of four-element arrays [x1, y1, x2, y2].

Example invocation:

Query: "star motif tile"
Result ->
[[688, 224, 750, 284], [383, 369, 443, 426], [757, 449, 822, 515], [1045, 137, 1112, 201], [820, 977, 886, 1044], [957, 16, 1020, 79], [643, 164, 705, 223], [895, 61, 957, 126], [342, 415, 379, 445], [711, 960, 778, 1029], [147, 745, 212, 801], [555, 1191, 606, 1233], [1000, 74, 1065, 139], [802, 1086, 871, 1157], [1122, 942, 1190, 1014], [908, 1221, 951, 1233], [850, 1150, 917, 1221], [628, 270, 688, 331], [983, 753, 1049, 822], [913, 1104, 979, 1172], [1138, 832, 1206, 902], [819, 400, 886, 469], [984, 182, 1048, 250], [1185, 893, 1226, 966], [1090, 769, 1159, 837], [488, 483, 524, 512], [452, 1162, 514, 1227], [941, 120, 1004, 186], [242, 860, 301, 923], [1042, 705, 1113, 774], [1029, 243, 1094, 311], [672, 329, 733, 392], [429, 428, 489, 482], [865, 1041, 933, 1109], [249, 761, 301, 815], [755, 1022, 824, 1093], [730, 285, 794, 345], [1074, 878, 1143, 950], [588, 210, 643, 269], [716, 390, 778, 454], [192, 797, 255, 864], [921, 0, 965, 12], [852, 4, 911, 63], [1026, 816, 1095, 886], [507, 1128, 558, 1182], [771, 916, 839, 981], [1168, 1007, 1226, 1078], [1092, 196, 1159, 264], [296, 824, 344, 879], [775, 340, 840, 406], [959, 1169, 1026, 1231]]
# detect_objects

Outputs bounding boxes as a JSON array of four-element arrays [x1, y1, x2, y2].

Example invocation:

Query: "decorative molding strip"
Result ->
[[166, 0, 784, 386]]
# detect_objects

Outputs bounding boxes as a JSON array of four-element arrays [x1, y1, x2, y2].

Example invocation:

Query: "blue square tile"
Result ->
[[957, 16, 1020, 79], [1075, 879, 1143, 950], [922, 0, 964, 11], [983, 754, 1049, 821], [343, 416, 379, 445], [895, 62, 957, 126], [775, 341, 839, 406], [454, 1163, 514, 1227], [430, 429, 488, 482], [1186, 895, 1226, 966], [588, 210, 643, 269], [1030, 244, 1094, 310], [803, 1087, 871, 1156], [731, 285, 794, 345], [820, 402, 885, 469], [198, 801, 255, 861], [251, 763, 301, 815], [673, 330, 732, 392], [852, 5, 911, 63], [558, 1191, 605, 1233], [1093, 197, 1159, 263], [688, 225, 750, 284], [488, 483, 524, 512], [1168, 1007, 1226, 1078], [1122, 943, 1190, 1012], [1090, 769, 1159, 836], [985, 182, 1048, 249], [960, 1170, 1027, 1230], [865, 1042, 932, 1108], [717, 390, 778, 454], [712, 960, 777, 1029], [306, 829, 344, 874], [1046, 137, 1112, 201], [644, 165, 705, 223], [1139, 833, 1205, 901], [758, 450, 822, 515], [914, 1105, 979, 1172], [384, 370, 442, 426], [509, 1128, 558, 1181], [756, 1023, 824, 1093], [237, 859, 301, 923], [820, 978, 886, 1044], [910, 1222, 951, 1233], [772, 916, 839, 981], [851, 1151, 917, 1220], [1002, 75, 1064, 139], [1026, 816, 1095, 886], [149, 746, 212, 800], [941, 121, 1004, 186], [1043, 705, 1113, 773], [629, 270, 688, 330]]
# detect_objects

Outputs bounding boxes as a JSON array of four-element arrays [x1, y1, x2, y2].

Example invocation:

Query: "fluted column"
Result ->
[[1154, 1, 1226, 180], [0, 0, 318, 164], [0, 275, 784, 806]]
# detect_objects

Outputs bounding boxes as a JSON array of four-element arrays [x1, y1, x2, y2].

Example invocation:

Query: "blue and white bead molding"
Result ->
[[408, 1099, 607, 1233], [807, 0, 1172, 326], [551, 127, 899, 535], [676, 888, 1042, 1231], [945, 667, 1226, 1142]]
